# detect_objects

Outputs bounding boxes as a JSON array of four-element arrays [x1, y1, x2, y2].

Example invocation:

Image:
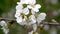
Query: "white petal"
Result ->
[[1, 27, 9, 34], [20, 0, 25, 4], [33, 24, 37, 32], [32, 4, 41, 12], [31, 10, 35, 14], [16, 17, 22, 23], [28, 0, 36, 4], [16, 16, 27, 25], [29, 15, 36, 24], [35, 4, 41, 9], [27, 5, 33, 9], [0, 21, 6, 26], [16, 4, 23, 11], [17, 2, 21, 5], [21, 16, 27, 25], [24, 0, 30, 4], [37, 13, 46, 24], [20, 0, 29, 4], [38, 13, 46, 20], [32, 8, 39, 12], [15, 10, 22, 18], [15, 13, 20, 18], [28, 30, 33, 34], [23, 8, 29, 15], [37, 17, 42, 24]]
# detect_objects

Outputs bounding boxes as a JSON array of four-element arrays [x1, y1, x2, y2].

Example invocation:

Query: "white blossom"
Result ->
[[15, 0, 46, 32], [1, 27, 9, 34], [15, 7, 29, 25], [37, 13, 46, 24], [0, 21, 5, 26], [0, 21, 9, 34]]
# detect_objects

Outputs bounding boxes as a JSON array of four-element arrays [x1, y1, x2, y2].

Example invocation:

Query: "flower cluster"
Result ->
[[15, 0, 46, 34], [0, 20, 9, 34]]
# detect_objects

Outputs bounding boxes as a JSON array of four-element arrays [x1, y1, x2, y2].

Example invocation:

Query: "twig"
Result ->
[[0, 17, 16, 21], [0, 17, 60, 26]]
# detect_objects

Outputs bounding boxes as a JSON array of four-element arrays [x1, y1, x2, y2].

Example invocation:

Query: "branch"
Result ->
[[0, 17, 16, 21], [0, 17, 60, 26]]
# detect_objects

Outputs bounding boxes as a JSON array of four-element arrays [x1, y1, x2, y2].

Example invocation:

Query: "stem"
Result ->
[[0, 17, 60, 26], [0, 17, 16, 21]]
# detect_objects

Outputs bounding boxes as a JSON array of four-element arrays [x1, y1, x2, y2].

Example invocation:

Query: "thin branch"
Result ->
[[0, 17, 16, 21], [0, 17, 60, 26], [44, 22, 60, 26]]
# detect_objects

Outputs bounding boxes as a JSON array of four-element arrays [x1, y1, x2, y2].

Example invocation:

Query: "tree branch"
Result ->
[[0, 17, 60, 26]]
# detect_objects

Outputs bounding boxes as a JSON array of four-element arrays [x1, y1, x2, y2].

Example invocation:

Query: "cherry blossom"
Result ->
[[0, 21, 9, 34]]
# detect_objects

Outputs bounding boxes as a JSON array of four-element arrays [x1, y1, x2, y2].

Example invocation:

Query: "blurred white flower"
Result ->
[[0, 20, 9, 34], [37, 13, 46, 24], [0, 21, 6, 26], [1, 27, 9, 34]]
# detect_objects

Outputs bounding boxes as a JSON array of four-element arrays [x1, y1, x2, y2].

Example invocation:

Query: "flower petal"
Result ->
[[28, 0, 36, 4], [0, 21, 6, 26], [16, 4, 23, 11], [1, 27, 9, 34], [32, 8, 39, 12], [27, 5, 33, 9], [29, 15, 36, 25], [31, 10, 35, 14], [23, 8, 29, 15], [16, 17, 22, 24], [37, 13, 46, 24], [15, 10, 22, 18], [35, 4, 41, 9], [33, 24, 37, 32]]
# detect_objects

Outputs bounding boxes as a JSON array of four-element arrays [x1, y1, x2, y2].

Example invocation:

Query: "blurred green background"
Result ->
[[0, 0, 60, 34]]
